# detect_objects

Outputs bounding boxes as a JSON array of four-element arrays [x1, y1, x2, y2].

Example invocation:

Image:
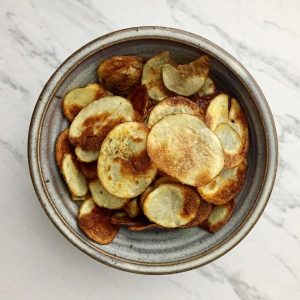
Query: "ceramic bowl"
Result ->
[[28, 27, 278, 274]]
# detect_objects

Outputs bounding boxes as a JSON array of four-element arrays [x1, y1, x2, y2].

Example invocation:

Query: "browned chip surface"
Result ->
[[97, 55, 144, 95], [202, 200, 235, 233], [78, 199, 119, 245], [55, 129, 73, 169], [182, 199, 212, 228], [129, 85, 148, 118], [77, 161, 98, 180]]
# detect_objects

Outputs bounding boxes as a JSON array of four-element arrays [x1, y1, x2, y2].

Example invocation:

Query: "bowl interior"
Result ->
[[36, 35, 267, 270]]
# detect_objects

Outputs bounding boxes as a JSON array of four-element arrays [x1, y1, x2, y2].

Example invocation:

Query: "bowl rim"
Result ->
[[28, 26, 278, 274]]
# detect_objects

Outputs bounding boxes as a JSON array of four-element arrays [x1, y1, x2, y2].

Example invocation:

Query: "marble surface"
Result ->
[[0, 0, 299, 299]]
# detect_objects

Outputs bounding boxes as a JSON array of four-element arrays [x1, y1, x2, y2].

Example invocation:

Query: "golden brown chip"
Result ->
[[147, 114, 224, 187], [111, 212, 141, 226], [197, 161, 247, 205], [61, 154, 88, 199], [147, 96, 205, 128], [162, 55, 210, 96], [128, 223, 161, 231], [215, 123, 244, 169], [75, 147, 99, 163], [142, 51, 175, 101], [181, 199, 212, 228], [197, 77, 216, 96], [201, 200, 235, 232], [97, 55, 144, 95], [143, 183, 200, 228], [129, 85, 148, 118], [63, 83, 111, 121], [78, 198, 119, 245], [124, 198, 140, 218], [55, 129, 73, 170], [98, 122, 157, 198], [69, 96, 135, 150]]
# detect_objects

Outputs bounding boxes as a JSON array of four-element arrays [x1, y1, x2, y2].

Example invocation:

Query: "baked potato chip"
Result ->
[[229, 98, 249, 153], [61, 154, 88, 199], [78, 198, 119, 245], [63, 83, 111, 121], [128, 223, 161, 231], [202, 200, 235, 232], [98, 122, 157, 198], [205, 93, 229, 131], [89, 179, 129, 209], [205, 95, 249, 155], [142, 51, 175, 101], [147, 114, 224, 186], [77, 161, 98, 180], [182, 199, 212, 228], [197, 77, 216, 96], [147, 96, 204, 128], [69, 96, 135, 150], [97, 55, 144, 95], [124, 198, 140, 218], [197, 161, 247, 205], [129, 85, 148, 118], [215, 123, 244, 168], [55, 129, 73, 170], [143, 183, 200, 228], [111, 211, 140, 226], [162, 55, 210, 96], [75, 147, 99, 163]]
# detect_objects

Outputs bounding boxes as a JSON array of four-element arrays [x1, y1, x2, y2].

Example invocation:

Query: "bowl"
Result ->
[[28, 26, 278, 274]]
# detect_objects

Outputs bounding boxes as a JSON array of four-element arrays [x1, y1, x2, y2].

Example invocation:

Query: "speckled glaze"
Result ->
[[28, 27, 277, 274]]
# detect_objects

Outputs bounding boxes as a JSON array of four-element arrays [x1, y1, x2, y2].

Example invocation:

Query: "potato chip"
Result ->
[[98, 122, 157, 198], [129, 85, 148, 118], [69, 96, 135, 150], [142, 51, 175, 101], [97, 55, 144, 95], [124, 198, 140, 218], [89, 179, 128, 209], [61, 154, 88, 199], [63, 83, 111, 121], [202, 200, 235, 232], [147, 96, 204, 128], [215, 123, 244, 168], [75, 147, 99, 163], [55, 129, 73, 170], [197, 77, 216, 96], [197, 161, 247, 205], [162, 55, 210, 96], [143, 183, 200, 228], [147, 114, 224, 186], [78, 198, 119, 244]]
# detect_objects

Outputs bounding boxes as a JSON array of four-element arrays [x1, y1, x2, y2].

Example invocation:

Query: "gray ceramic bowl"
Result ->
[[28, 27, 277, 274]]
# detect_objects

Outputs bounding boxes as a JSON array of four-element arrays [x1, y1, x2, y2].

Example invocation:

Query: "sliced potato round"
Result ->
[[197, 77, 216, 96], [162, 64, 205, 96], [202, 200, 235, 232], [97, 55, 144, 95], [63, 83, 110, 121], [124, 198, 140, 218], [89, 179, 128, 209], [142, 51, 175, 101], [55, 129, 72, 170], [69, 96, 135, 150], [147, 114, 224, 186], [162, 55, 210, 96], [215, 123, 244, 168], [75, 147, 99, 163], [147, 96, 204, 128], [61, 154, 88, 198], [205, 93, 229, 131], [98, 121, 157, 198], [197, 161, 247, 205], [182, 199, 212, 228], [78, 198, 119, 245], [143, 183, 200, 228], [229, 98, 249, 153]]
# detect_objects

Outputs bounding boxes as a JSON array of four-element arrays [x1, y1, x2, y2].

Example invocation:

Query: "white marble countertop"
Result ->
[[1, 0, 300, 299]]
